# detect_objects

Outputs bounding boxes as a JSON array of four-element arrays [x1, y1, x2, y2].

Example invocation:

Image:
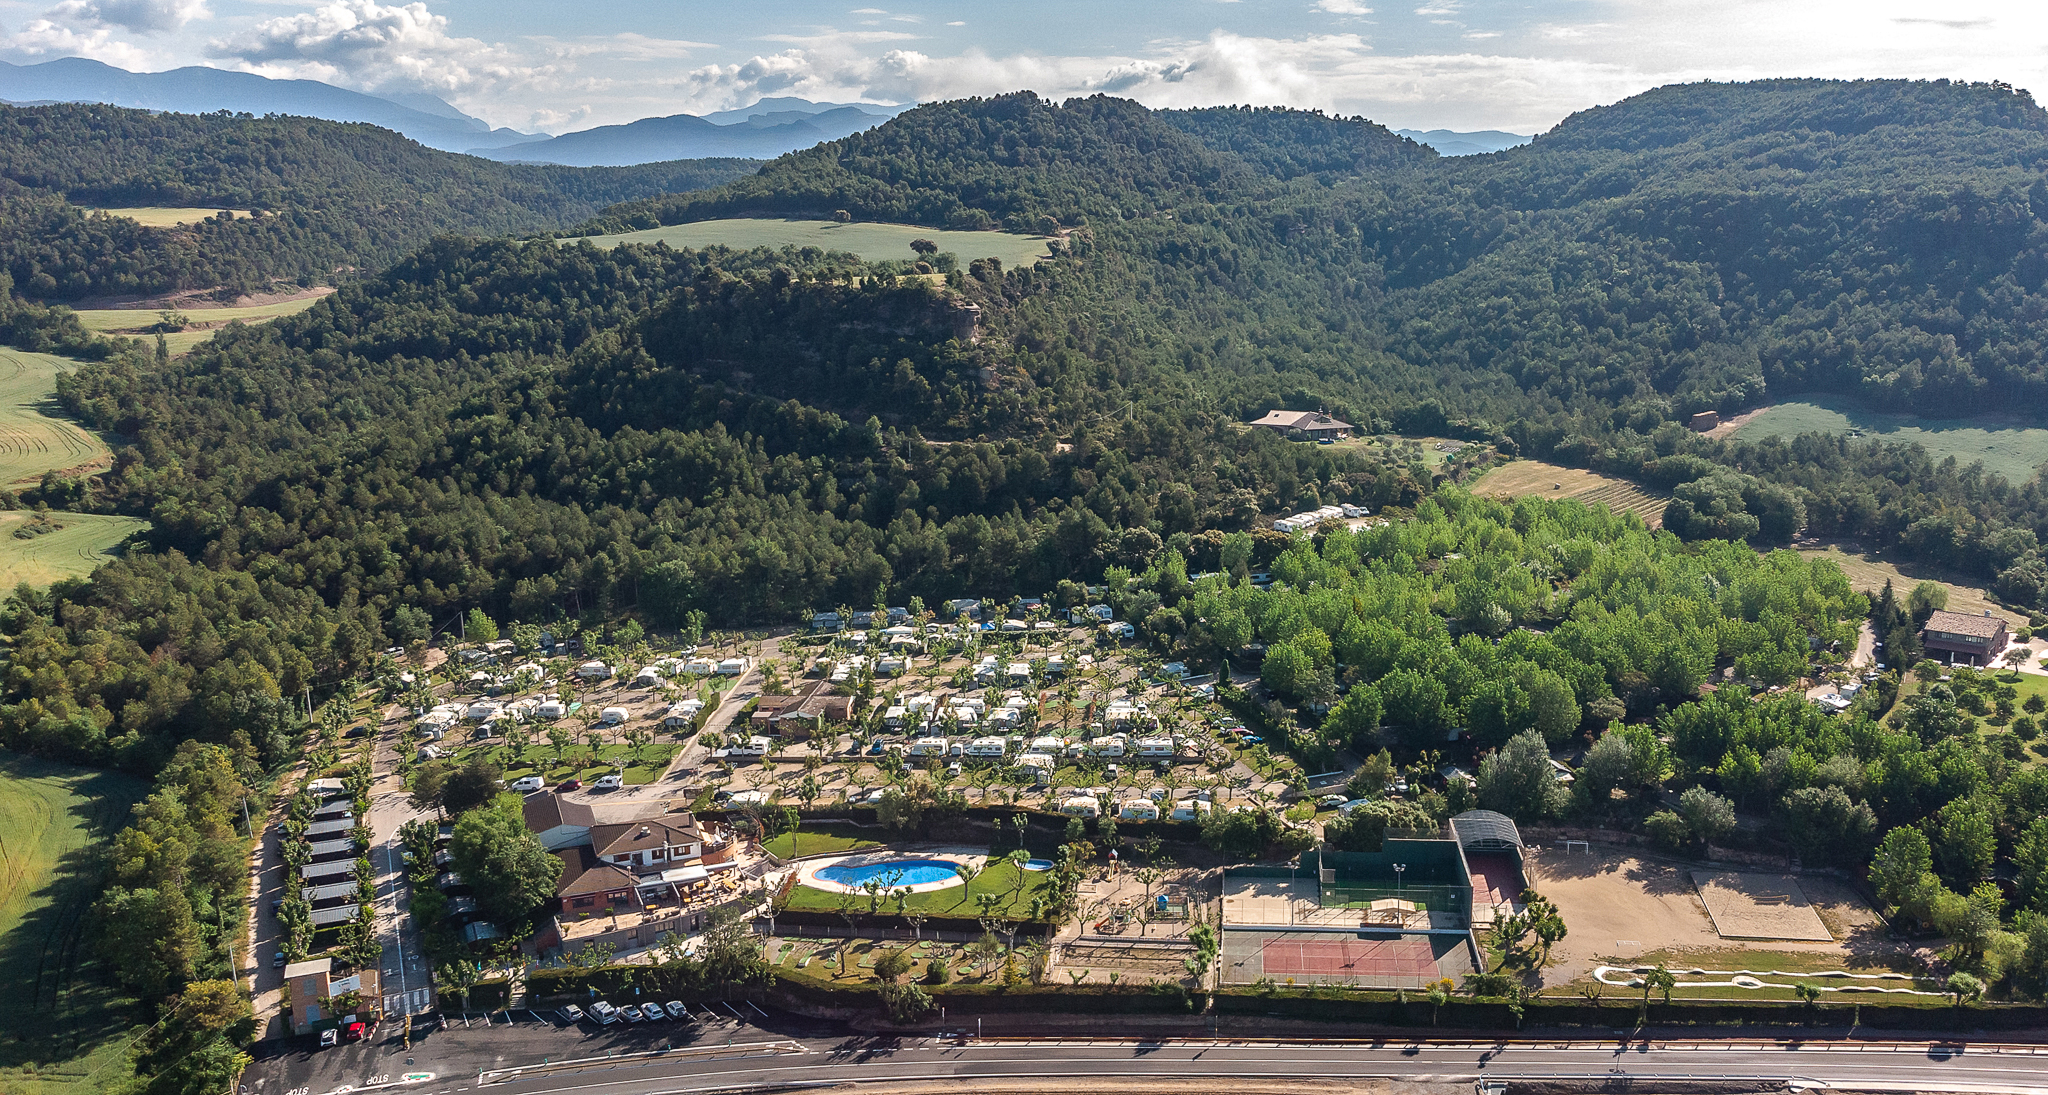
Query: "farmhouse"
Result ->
[[1247, 409, 1354, 440], [520, 791, 739, 917], [1920, 609, 2010, 666]]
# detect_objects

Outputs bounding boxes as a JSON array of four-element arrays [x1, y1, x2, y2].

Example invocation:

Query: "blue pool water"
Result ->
[[1022, 859, 1054, 871], [815, 859, 961, 887]]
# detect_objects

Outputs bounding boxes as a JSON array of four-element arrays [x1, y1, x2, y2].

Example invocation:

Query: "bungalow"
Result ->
[[749, 680, 857, 736], [1921, 609, 2011, 667], [1247, 409, 1354, 441], [1060, 796, 1101, 819], [309, 904, 361, 929], [575, 661, 613, 680], [662, 700, 703, 729], [1119, 799, 1160, 821], [282, 957, 381, 1036], [305, 817, 357, 840]]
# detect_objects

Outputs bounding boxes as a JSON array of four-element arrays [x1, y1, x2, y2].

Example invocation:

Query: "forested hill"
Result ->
[[0, 103, 760, 300], [22, 79, 2048, 771]]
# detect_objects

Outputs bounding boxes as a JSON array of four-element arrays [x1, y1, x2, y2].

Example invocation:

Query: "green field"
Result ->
[[0, 348, 112, 485], [452, 740, 680, 785], [567, 218, 1055, 267], [0, 512, 148, 588], [1734, 396, 2048, 484], [81, 207, 251, 228], [0, 754, 149, 1094], [69, 296, 328, 355]]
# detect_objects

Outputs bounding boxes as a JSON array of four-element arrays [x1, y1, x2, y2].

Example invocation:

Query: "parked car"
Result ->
[[342, 1018, 367, 1042], [557, 778, 582, 792], [272, 951, 287, 968], [1241, 734, 1264, 745], [591, 1001, 621, 1025], [319, 1028, 338, 1048], [593, 773, 624, 791], [510, 775, 545, 792], [1317, 793, 1349, 808], [639, 1003, 666, 1022], [621, 1004, 644, 1023], [663, 1001, 690, 1020], [559, 1004, 586, 1024]]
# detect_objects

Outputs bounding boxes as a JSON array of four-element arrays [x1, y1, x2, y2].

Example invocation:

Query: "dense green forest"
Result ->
[[0, 103, 759, 300], [14, 79, 2048, 774]]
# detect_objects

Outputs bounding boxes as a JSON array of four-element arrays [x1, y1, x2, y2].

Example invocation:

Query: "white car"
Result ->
[[1317, 793, 1349, 808], [590, 1001, 621, 1025], [664, 1000, 690, 1020], [593, 773, 623, 791], [510, 775, 545, 792]]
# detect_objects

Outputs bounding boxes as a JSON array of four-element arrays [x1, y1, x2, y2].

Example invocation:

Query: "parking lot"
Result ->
[[243, 1001, 826, 1095]]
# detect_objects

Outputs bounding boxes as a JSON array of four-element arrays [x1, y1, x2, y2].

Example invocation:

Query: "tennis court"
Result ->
[[1221, 929, 1476, 988]]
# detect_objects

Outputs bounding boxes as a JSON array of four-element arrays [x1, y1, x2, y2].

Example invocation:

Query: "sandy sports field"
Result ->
[[1691, 872, 1833, 941], [1525, 844, 1892, 988]]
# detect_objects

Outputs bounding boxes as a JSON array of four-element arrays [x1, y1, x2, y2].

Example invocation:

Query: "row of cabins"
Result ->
[[283, 779, 382, 1036]]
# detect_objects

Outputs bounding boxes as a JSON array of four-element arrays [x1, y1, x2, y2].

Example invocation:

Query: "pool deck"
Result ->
[[798, 851, 985, 895]]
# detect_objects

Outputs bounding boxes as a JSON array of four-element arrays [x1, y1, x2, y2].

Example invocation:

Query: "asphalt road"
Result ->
[[244, 1006, 2048, 1095]]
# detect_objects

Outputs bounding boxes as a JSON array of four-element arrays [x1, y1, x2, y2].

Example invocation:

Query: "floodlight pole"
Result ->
[[1393, 863, 1406, 896]]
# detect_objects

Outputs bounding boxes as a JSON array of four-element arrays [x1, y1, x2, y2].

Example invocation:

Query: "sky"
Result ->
[[2, 0, 2045, 135]]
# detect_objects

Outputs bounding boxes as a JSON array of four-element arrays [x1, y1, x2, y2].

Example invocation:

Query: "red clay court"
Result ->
[[1464, 852, 1524, 907], [1259, 935, 1438, 979]]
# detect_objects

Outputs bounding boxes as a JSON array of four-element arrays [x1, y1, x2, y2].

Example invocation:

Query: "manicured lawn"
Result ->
[[452, 741, 679, 784], [0, 754, 149, 1095], [762, 827, 883, 859], [782, 858, 1048, 920]]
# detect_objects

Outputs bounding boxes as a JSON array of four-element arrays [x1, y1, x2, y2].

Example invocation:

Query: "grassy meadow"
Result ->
[[1795, 544, 2020, 625], [0, 349, 111, 485], [568, 218, 1056, 267], [69, 295, 328, 355], [0, 512, 149, 588], [80, 208, 251, 228], [1470, 459, 1672, 527], [1733, 397, 2048, 484], [0, 754, 149, 1095]]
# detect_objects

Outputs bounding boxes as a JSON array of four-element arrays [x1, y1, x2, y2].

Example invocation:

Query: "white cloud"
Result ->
[[48, 0, 207, 34], [527, 33, 715, 62], [4, 17, 150, 65], [207, 0, 544, 97], [1315, 0, 1372, 13]]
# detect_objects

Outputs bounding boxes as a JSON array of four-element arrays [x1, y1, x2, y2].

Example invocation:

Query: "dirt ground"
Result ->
[[1691, 872, 1832, 941], [1524, 845, 1898, 988]]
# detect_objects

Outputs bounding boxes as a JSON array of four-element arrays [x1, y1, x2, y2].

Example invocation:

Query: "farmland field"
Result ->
[[1470, 460, 1670, 527], [0, 754, 149, 1095], [1732, 396, 2048, 484], [0, 348, 113, 485], [81, 207, 251, 228], [0, 512, 148, 588], [567, 218, 1056, 267], [69, 294, 329, 355], [1795, 543, 2020, 625]]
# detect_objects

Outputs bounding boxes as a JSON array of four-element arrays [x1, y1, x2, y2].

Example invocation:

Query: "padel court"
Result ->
[[1220, 929, 1475, 988]]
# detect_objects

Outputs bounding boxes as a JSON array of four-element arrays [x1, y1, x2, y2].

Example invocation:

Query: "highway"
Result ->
[[454, 1034, 2048, 1095]]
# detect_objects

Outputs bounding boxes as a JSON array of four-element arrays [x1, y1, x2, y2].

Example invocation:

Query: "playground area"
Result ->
[[1691, 872, 1834, 941], [1088, 889, 1194, 935], [1219, 929, 1476, 989], [1526, 842, 1901, 990]]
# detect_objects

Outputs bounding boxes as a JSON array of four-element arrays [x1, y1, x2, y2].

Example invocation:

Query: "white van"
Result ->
[[510, 775, 544, 792], [593, 773, 623, 791]]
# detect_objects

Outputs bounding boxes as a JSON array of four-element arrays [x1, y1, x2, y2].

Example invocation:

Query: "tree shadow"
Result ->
[[0, 756, 149, 1073]]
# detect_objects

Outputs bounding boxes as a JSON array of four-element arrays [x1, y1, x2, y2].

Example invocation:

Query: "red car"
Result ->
[[343, 1020, 367, 1043], [558, 778, 582, 791]]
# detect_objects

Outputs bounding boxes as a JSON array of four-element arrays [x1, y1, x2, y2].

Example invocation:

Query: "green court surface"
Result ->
[[1734, 397, 2048, 484], [567, 218, 1055, 267]]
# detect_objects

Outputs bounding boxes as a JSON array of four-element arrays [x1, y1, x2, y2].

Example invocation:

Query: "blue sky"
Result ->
[[2, 0, 2042, 135]]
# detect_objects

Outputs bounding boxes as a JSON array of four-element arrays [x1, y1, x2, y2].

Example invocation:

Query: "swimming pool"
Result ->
[[1021, 859, 1054, 871], [813, 858, 961, 887]]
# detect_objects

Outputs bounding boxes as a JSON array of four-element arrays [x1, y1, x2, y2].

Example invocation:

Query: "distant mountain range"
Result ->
[[0, 59, 912, 166], [0, 57, 536, 153], [1395, 128, 1532, 156], [465, 99, 914, 167]]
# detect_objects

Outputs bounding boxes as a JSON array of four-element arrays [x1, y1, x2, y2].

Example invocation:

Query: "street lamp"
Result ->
[[1393, 863, 1406, 896]]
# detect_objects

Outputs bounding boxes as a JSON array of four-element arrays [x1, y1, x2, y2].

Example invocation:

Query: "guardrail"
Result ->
[[476, 1040, 803, 1085]]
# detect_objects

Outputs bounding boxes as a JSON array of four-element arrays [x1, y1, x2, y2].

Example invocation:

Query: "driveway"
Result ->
[[369, 707, 435, 1018]]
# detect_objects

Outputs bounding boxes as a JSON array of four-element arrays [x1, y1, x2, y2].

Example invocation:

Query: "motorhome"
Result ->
[[908, 737, 951, 757], [964, 736, 1008, 758]]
